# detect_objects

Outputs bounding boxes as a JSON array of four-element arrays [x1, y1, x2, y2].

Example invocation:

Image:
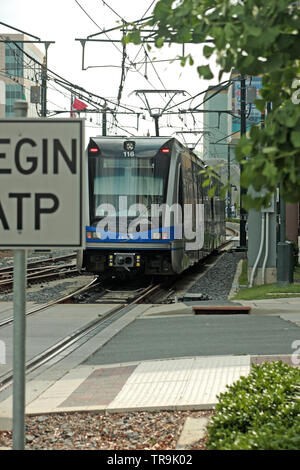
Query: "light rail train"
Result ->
[[77, 136, 226, 275]]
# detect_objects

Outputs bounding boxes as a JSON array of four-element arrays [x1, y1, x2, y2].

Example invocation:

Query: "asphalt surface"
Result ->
[[84, 314, 300, 365]]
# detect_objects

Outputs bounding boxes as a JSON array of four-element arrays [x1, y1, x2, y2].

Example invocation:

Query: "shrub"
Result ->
[[206, 361, 300, 450]]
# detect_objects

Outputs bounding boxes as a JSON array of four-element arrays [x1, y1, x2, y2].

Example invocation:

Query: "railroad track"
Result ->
[[0, 227, 240, 391], [0, 276, 98, 329], [0, 280, 162, 392], [0, 253, 77, 292]]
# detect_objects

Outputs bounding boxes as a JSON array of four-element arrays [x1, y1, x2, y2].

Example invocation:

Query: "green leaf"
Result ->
[[129, 30, 141, 45], [208, 186, 216, 198], [224, 23, 235, 40], [241, 143, 253, 155], [249, 125, 261, 140], [262, 162, 277, 181], [262, 146, 278, 154], [265, 122, 277, 137], [197, 65, 214, 79], [203, 45, 215, 59], [244, 24, 262, 37], [202, 178, 211, 188], [254, 99, 266, 113], [155, 36, 165, 48], [291, 131, 300, 148], [286, 115, 298, 127]]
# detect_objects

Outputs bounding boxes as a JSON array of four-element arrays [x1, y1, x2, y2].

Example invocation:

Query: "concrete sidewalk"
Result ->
[[1, 352, 297, 422], [0, 296, 299, 433]]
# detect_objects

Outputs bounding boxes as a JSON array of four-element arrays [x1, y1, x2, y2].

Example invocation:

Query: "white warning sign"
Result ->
[[0, 119, 85, 248]]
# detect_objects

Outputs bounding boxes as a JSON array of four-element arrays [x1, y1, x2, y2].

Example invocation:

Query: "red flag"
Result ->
[[72, 98, 88, 111]]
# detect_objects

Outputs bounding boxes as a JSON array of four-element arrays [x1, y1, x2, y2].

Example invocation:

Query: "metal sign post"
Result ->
[[12, 101, 28, 450], [12, 249, 26, 450], [0, 101, 85, 449]]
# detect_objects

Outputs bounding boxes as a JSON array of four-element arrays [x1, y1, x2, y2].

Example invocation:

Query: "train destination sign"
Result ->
[[0, 119, 85, 248]]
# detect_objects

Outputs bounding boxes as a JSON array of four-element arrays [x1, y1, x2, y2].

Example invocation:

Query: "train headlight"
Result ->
[[151, 232, 161, 240], [162, 232, 169, 240]]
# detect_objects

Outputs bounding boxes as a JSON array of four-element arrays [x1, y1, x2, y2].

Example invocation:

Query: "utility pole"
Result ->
[[40, 42, 50, 117], [239, 75, 247, 249], [102, 103, 107, 136]]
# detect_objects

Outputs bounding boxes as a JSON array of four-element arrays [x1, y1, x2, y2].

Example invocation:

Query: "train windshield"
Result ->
[[90, 155, 170, 221]]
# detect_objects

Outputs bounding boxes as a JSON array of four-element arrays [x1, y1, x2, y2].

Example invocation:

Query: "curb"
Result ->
[[175, 417, 209, 450], [228, 259, 244, 299]]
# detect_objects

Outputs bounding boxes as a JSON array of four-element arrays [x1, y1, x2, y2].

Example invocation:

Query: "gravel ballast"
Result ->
[[188, 251, 246, 300]]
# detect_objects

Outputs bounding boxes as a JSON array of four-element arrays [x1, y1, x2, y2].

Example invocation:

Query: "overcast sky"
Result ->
[[1, 0, 226, 144]]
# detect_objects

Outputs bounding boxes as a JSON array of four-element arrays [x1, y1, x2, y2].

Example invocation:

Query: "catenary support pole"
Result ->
[[41, 42, 50, 118], [154, 115, 160, 136], [102, 103, 107, 136]]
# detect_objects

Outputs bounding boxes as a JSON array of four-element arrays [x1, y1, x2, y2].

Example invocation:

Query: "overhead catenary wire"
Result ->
[[8, 37, 138, 114], [74, 0, 181, 105], [2, 17, 252, 139]]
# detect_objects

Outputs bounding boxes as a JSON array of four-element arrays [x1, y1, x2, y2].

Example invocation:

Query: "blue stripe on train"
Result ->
[[86, 246, 184, 251], [85, 225, 179, 243]]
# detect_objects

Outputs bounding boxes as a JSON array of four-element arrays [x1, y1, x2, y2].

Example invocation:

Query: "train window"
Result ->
[[100, 168, 125, 177], [178, 166, 184, 208], [131, 168, 154, 176], [89, 155, 170, 221]]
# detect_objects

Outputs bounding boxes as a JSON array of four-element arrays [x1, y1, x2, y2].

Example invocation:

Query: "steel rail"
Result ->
[[0, 281, 161, 392]]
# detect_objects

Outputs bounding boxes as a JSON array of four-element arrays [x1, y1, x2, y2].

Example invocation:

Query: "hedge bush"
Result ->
[[206, 361, 300, 450]]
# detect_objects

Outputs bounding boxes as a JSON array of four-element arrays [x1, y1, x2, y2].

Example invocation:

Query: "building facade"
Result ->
[[0, 34, 43, 118], [229, 72, 263, 138], [202, 85, 229, 160], [202, 85, 240, 216]]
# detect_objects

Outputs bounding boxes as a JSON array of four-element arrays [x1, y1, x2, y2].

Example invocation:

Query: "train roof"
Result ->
[[88, 135, 205, 162]]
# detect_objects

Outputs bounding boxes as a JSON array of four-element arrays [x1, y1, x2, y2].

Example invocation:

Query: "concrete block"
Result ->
[[176, 417, 209, 449], [247, 267, 277, 286], [0, 415, 12, 431]]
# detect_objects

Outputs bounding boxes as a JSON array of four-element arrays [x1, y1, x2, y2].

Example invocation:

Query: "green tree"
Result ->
[[125, 0, 300, 208]]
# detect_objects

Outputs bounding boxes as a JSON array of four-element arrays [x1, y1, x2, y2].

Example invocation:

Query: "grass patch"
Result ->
[[233, 259, 300, 300], [233, 282, 300, 300], [232, 260, 300, 300]]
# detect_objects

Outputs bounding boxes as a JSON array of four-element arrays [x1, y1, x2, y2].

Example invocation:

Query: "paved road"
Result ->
[[84, 314, 300, 365]]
